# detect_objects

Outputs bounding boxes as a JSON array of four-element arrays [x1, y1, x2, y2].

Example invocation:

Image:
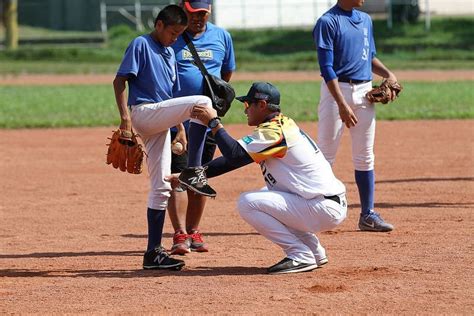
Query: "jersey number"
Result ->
[[261, 164, 276, 186]]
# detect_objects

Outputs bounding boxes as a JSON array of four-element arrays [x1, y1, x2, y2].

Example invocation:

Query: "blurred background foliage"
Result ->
[[0, 16, 473, 73]]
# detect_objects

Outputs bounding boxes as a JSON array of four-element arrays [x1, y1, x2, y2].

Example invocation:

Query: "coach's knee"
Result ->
[[237, 192, 255, 219]]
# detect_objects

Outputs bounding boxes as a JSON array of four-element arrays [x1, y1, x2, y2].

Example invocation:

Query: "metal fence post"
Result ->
[[100, 0, 107, 34], [425, 0, 431, 31]]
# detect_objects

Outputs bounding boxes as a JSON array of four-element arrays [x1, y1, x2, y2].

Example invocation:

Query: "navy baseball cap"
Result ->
[[236, 82, 281, 106], [184, 0, 212, 13]]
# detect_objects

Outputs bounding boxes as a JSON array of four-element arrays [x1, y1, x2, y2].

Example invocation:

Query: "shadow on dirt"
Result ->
[[0, 266, 267, 278], [121, 232, 260, 239]]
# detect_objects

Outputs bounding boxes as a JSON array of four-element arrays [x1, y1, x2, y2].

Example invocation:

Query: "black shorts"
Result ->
[[170, 130, 217, 173]]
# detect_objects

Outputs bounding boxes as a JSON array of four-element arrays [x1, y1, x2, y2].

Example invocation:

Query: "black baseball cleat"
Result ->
[[143, 246, 185, 270], [267, 257, 318, 275], [178, 166, 216, 197]]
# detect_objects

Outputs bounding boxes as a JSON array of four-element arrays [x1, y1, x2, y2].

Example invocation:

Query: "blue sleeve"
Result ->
[[117, 37, 142, 78], [215, 128, 253, 164], [205, 155, 251, 178], [222, 31, 236, 73], [313, 16, 335, 51], [317, 47, 337, 82], [205, 128, 253, 178]]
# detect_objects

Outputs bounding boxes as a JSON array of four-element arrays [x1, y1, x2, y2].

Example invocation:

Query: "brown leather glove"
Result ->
[[366, 79, 403, 104], [106, 129, 145, 174]]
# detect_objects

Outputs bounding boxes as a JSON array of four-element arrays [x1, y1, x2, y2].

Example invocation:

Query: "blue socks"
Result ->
[[187, 122, 207, 167], [355, 170, 375, 216], [146, 208, 166, 251]]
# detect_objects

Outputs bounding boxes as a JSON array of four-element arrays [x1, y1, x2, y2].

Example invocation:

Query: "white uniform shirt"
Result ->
[[237, 114, 345, 199]]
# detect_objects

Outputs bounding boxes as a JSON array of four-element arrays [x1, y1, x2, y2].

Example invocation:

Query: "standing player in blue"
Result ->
[[113, 5, 217, 270], [167, 0, 236, 255], [313, 0, 398, 232]]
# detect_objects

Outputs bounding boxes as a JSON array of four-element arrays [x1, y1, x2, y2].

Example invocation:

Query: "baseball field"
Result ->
[[1, 71, 473, 313]]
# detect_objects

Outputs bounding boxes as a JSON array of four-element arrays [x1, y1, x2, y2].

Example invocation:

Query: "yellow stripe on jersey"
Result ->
[[241, 114, 299, 163]]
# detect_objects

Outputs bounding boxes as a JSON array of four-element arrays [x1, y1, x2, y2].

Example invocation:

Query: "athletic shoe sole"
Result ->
[[359, 224, 393, 232], [178, 181, 217, 197], [170, 246, 191, 256], [268, 263, 318, 275], [191, 246, 209, 252], [143, 262, 185, 270]]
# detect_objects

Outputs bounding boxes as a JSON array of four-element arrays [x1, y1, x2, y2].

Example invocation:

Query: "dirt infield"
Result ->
[[0, 70, 473, 85], [1, 120, 473, 314]]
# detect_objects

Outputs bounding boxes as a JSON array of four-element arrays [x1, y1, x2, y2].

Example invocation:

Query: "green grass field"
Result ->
[[1, 81, 472, 128]]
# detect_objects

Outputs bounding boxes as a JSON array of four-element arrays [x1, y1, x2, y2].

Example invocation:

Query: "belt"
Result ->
[[338, 77, 370, 84], [324, 195, 341, 204]]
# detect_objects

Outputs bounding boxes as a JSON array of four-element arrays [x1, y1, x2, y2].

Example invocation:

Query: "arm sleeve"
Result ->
[[205, 128, 253, 178], [205, 155, 252, 178], [317, 47, 337, 82], [117, 37, 142, 78], [222, 31, 236, 73], [313, 17, 337, 82]]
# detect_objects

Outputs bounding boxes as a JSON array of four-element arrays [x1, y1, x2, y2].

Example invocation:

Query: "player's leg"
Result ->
[[167, 130, 191, 255], [317, 81, 345, 164], [140, 131, 184, 270], [186, 132, 216, 252], [350, 83, 393, 232], [130, 96, 216, 196]]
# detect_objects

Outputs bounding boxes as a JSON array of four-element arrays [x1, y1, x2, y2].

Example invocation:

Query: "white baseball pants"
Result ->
[[317, 81, 376, 171], [130, 95, 212, 210], [237, 188, 347, 264]]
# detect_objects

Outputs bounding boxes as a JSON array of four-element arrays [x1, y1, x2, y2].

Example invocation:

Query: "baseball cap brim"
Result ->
[[235, 96, 250, 103], [184, 1, 211, 13]]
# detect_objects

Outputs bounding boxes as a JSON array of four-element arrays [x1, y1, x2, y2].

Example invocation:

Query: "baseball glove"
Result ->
[[106, 129, 145, 174], [366, 79, 403, 104]]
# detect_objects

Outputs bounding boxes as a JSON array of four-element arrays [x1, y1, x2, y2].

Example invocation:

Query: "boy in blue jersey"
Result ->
[[313, 0, 398, 232], [112, 5, 217, 270], [167, 0, 236, 255]]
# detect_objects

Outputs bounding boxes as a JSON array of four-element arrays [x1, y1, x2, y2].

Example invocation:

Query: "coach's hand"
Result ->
[[164, 173, 181, 189], [191, 105, 217, 126]]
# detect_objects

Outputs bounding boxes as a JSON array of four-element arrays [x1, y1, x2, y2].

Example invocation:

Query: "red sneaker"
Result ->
[[170, 231, 191, 255], [189, 230, 209, 252]]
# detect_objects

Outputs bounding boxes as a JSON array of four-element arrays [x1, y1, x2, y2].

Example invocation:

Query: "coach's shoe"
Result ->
[[143, 246, 185, 270], [267, 258, 318, 275], [170, 231, 191, 256], [178, 166, 216, 197], [359, 211, 394, 232], [189, 230, 209, 252]]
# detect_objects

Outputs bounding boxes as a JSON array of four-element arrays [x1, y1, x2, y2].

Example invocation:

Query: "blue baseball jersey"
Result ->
[[171, 22, 236, 97], [117, 34, 180, 106], [313, 5, 376, 81]]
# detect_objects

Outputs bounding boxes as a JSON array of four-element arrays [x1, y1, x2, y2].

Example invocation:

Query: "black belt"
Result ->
[[324, 195, 341, 204], [338, 77, 370, 84]]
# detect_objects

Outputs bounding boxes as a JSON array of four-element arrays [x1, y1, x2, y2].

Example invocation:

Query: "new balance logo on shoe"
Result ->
[[154, 254, 166, 264], [188, 176, 199, 186]]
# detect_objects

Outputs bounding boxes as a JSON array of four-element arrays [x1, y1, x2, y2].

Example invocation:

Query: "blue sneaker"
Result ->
[[358, 212, 394, 232]]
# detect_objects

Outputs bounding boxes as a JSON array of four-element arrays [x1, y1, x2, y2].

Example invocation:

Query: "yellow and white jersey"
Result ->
[[237, 114, 345, 199]]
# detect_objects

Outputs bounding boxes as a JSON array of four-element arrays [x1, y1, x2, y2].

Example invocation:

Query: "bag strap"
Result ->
[[182, 32, 210, 77]]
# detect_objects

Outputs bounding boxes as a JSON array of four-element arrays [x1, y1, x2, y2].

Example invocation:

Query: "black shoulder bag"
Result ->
[[182, 32, 235, 117]]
